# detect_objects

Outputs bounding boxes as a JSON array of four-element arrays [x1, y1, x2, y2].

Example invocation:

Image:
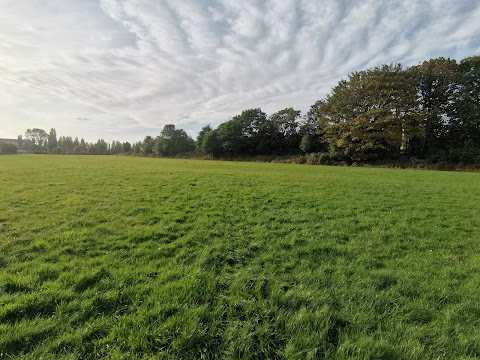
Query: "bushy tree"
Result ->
[[110, 140, 123, 154], [410, 58, 461, 157], [155, 125, 195, 156], [196, 125, 213, 153], [315, 64, 423, 161], [216, 108, 268, 156], [142, 136, 155, 157], [202, 129, 223, 156], [449, 56, 480, 161], [95, 139, 109, 154], [132, 142, 142, 156], [259, 108, 302, 154], [58, 136, 74, 153], [25, 128, 48, 152], [122, 142, 132, 154]]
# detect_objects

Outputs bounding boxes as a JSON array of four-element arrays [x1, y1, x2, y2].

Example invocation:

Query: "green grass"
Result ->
[[0, 155, 479, 359]]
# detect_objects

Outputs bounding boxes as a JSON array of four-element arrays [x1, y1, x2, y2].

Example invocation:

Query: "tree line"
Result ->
[[8, 128, 129, 155], [2, 55, 478, 164], [196, 56, 479, 164], [5, 125, 195, 157]]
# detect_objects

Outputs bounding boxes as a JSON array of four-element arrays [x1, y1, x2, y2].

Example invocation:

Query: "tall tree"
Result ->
[[48, 128, 58, 152], [267, 108, 302, 154], [110, 140, 123, 154], [58, 136, 74, 153], [196, 124, 213, 153], [449, 56, 480, 161], [122, 142, 132, 154], [249, 108, 303, 154], [411, 58, 461, 156], [315, 64, 423, 161], [202, 129, 223, 156], [95, 139, 108, 154], [142, 136, 155, 157]]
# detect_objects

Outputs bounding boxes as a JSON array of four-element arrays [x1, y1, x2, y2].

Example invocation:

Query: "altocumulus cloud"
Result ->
[[1, 0, 479, 141]]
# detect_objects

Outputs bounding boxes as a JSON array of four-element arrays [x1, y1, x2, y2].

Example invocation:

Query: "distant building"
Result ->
[[0, 138, 19, 146], [0, 136, 30, 153]]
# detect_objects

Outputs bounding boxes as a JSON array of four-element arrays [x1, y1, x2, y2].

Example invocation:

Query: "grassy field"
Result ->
[[0, 155, 479, 359]]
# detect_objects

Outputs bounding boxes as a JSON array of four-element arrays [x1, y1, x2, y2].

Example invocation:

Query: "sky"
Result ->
[[1, 0, 479, 143]]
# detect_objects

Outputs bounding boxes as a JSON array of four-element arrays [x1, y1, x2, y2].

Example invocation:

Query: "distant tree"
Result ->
[[156, 124, 195, 156], [216, 119, 245, 156], [94, 139, 108, 154], [110, 140, 123, 154], [202, 129, 223, 156], [58, 136, 74, 153], [217, 108, 268, 156], [48, 128, 58, 153], [122, 142, 132, 154], [80, 138, 87, 152], [142, 136, 155, 157], [301, 102, 329, 153], [132, 142, 142, 156], [196, 124, 213, 153], [266, 108, 302, 154], [24, 128, 48, 152]]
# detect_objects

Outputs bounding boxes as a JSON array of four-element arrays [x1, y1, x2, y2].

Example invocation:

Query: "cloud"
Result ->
[[0, 0, 479, 141]]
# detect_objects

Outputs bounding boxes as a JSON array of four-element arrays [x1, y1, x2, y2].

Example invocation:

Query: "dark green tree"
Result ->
[[260, 108, 302, 154], [196, 124, 213, 153], [449, 56, 480, 161], [202, 129, 223, 156], [217, 108, 268, 156], [155, 125, 195, 156], [315, 64, 423, 161], [411, 58, 461, 157], [122, 142, 132, 154], [142, 136, 155, 157]]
